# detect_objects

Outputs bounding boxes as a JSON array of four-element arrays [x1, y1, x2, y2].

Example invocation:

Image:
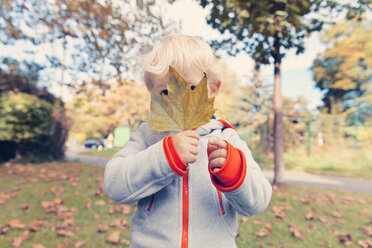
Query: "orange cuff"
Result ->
[[208, 141, 247, 192], [163, 136, 187, 176]]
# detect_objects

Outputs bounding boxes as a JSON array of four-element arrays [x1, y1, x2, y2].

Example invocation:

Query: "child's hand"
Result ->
[[208, 138, 227, 172], [173, 130, 200, 165]]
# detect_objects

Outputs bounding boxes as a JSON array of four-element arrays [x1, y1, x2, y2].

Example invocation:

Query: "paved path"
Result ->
[[65, 150, 372, 195]]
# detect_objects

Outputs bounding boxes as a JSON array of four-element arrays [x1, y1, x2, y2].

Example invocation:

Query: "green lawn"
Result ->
[[80, 148, 121, 157], [0, 162, 371, 247], [252, 144, 372, 180]]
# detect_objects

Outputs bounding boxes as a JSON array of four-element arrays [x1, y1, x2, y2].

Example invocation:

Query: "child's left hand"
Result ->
[[207, 138, 228, 172]]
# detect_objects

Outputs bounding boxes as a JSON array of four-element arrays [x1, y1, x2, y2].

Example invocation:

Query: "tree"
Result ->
[[197, 0, 371, 185], [67, 80, 150, 143], [312, 20, 372, 117], [0, 59, 68, 162], [0, 0, 172, 91]]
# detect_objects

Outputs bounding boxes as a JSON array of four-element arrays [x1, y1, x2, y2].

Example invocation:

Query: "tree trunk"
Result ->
[[273, 32, 285, 185]]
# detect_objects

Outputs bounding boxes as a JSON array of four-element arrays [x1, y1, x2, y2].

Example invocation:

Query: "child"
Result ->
[[104, 34, 272, 248]]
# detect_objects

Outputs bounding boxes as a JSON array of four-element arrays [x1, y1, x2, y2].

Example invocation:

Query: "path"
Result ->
[[65, 148, 372, 195]]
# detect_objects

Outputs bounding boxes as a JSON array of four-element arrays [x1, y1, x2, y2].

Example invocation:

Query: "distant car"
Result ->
[[83, 139, 105, 150]]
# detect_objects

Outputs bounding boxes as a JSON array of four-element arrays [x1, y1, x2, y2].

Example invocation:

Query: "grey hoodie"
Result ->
[[104, 120, 272, 248]]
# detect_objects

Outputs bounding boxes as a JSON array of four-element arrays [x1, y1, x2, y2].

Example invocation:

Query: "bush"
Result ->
[[0, 92, 68, 162]]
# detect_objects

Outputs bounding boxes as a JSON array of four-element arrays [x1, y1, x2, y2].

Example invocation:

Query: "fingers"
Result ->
[[207, 138, 227, 152], [208, 148, 227, 162], [209, 157, 226, 171], [182, 130, 200, 140]]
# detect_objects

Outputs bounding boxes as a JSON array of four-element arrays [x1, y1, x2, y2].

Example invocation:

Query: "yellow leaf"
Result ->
[[148, 67, 215, 132]]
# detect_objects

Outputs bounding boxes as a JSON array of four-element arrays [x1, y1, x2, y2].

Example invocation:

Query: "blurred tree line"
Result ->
[[0, 0, 170, 162], [0, 0, 370, 172]]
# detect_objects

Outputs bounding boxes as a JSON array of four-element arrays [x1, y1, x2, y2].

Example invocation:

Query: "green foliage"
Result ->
[[0, 93, 53, 142], [0, 59, 69, 162], [312, 20, 372, 115], [199, 0, 370, 63]]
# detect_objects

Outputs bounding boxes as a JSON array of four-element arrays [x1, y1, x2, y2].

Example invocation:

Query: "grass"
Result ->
[[80, 147, 121, 157], [0, 162, 371, 247], [250, 143, 372, 180]]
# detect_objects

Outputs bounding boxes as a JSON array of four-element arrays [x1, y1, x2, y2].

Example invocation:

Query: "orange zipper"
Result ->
[[147, 194, 155, 212], [181, 174, 189, 248], [217, 189, 225, 215]]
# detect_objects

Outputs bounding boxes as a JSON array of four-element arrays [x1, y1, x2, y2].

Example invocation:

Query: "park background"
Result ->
[[0, 0, 371, 247]]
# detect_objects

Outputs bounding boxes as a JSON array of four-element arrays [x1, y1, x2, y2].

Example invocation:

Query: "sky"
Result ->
[[165, 0, 326, 111]]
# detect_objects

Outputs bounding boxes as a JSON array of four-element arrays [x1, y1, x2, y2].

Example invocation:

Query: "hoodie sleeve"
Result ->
[[103, 123, 177, 205], [214, 127, 272, 217]]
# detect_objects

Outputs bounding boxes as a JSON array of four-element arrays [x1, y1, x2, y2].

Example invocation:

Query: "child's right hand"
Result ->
[[173, 130, 199, 165]]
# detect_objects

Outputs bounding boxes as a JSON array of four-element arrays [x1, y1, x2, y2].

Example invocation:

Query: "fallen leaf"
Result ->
[[252, 220, 262, 225], [94, 200, 105, 206], [28, 220, 45, 232], [305, 212, 316, 220], [105, 231, 121, 245], [56, 229, 75, 237], [32, 244, 46, 248], [98, 224, 108, 233], [74, 240, 85, 248], [148, 66, 215, 132], [288, 223, 305, 240], [357, 239, 372, 248], [264, 221, 274, 231], [7, 219, 26, 229], [121, 204, 131, 216], [362, 226, 372, 236], [20, 204, 29, 210], [256, 228, 271, 237], [10, 230, 29, 247], [121, 239, 130, 246], [85, 200, 91, 209], [332, 210, 342, 219], [0, 225, 10, 234], [240, 217, 249, 223], [332, 230, 352, 246]]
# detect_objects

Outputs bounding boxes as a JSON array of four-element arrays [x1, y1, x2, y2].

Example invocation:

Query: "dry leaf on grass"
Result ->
[[332, 230, 353, 246], [288, 223, 305, 240], [305, 212, 316, 220], [94, 200, 106, 206], [20, 204, 29, 210], [362, 226, 372, 236], [240, 217, 249, 223], [256, 228, 271, 238], [85, 200, 91, 209], [98, 224, 108, 233], [56, 229, 76, 237], [332, 210, 342, 219], [7, 219, 26, 229], [252, 220, 262, 225], [31, 244, 46, 248], [74, 240, 86, 248], [105, 231, 121, 245], [0, 225, 10, 234], [357, 239, 372, 248], [10, 230, 29, 247]]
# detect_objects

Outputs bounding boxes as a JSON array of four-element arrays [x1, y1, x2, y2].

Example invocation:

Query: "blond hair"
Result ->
[[142, 34, 221, 96]]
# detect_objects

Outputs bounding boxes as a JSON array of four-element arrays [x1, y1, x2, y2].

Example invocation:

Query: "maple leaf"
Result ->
[[148, 67, 215, 132]]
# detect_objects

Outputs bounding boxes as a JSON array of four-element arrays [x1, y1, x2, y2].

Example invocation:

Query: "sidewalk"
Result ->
[[65, 149, 372, 195]]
